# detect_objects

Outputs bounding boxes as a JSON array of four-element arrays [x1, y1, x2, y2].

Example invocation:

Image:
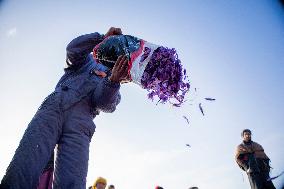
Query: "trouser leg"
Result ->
[[37, 152, 55, 189], [262, 171, 276, 189], [248, 172, 263, 189], [1, 104, 63, 189], [53, 119, 93, 189]]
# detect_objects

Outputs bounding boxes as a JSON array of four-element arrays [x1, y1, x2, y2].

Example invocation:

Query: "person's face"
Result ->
[[96, 183, 106, 189], [243, 132, 251, 142]]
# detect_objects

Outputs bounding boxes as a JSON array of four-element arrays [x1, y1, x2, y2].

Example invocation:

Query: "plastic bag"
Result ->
[[93, 35, 190, 106]]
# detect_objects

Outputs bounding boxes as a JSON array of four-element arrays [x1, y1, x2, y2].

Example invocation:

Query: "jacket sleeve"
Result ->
[[66, 32, 104, 69], [235, 145, 249, 171], [92, 77, 121, 113], [236, 154, 249, 171]]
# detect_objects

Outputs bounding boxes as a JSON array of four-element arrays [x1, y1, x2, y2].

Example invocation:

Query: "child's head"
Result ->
[[93, 177, 107, 189]]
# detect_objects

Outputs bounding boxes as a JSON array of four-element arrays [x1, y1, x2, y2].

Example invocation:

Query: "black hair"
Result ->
[[241, 129, 251, 137]]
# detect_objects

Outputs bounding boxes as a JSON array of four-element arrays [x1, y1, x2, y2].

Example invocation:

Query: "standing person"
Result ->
[[1, 27, 129, 189], [235, 129, 276, 189]]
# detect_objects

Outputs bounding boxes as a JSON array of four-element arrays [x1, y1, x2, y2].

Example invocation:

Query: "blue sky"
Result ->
[[0, 0, 284, 188]]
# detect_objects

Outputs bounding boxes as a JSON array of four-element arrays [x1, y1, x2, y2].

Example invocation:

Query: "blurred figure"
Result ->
[[155, 186, 164, 189], [235, 129, 276, 189], [92, 177, 107, 189], [108, 184, 115, 189]]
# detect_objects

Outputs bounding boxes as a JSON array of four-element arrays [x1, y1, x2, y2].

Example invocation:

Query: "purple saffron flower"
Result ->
[[183, 116, 190, 125], [94, 35, 190, 106], [205, 98, 216, 101], [199, 103, 204, 116], [141, 47, 190, 106]]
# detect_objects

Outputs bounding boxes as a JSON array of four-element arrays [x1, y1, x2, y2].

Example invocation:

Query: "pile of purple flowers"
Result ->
[[141, 47, 190, 106]]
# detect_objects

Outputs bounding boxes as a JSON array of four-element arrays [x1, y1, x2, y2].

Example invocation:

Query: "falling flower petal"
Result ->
[[183, 116, 190, 125], [172, 103, 181, 107], [205, 97, 216, 101], [199, 103, 204, 116]]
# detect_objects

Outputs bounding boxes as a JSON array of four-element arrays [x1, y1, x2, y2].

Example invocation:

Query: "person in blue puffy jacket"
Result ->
[[1, 27, 129, 189]]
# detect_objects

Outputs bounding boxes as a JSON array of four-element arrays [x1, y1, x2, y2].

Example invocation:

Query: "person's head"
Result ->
[[93, 177, 107, 189], [108, 184, 115, 189], [241, 129, 252, 142]]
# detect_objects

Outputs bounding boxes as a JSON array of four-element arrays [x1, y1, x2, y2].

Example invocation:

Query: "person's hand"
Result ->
[[109, 55, 129, 83], [104, 27, 122, 38]]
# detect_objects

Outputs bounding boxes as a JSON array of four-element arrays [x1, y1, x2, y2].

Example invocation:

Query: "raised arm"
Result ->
[[66, 32, 104, 69], [92, 78, 121, 113], [66, 27, 122, 69], [236, 153, 249, 171], [92, 55, 129, 113]]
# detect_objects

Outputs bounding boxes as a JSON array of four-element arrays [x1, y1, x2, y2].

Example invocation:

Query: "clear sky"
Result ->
[[0, 0, 283, 188]]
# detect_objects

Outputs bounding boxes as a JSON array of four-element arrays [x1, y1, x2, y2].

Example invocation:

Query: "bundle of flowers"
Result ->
[[93, 35, 190, 106]]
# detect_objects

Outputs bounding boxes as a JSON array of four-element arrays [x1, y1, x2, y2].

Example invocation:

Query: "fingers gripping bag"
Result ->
[[93, 35, 190, 106]]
